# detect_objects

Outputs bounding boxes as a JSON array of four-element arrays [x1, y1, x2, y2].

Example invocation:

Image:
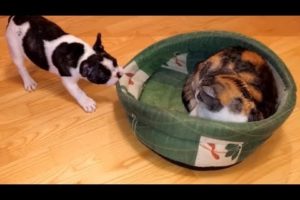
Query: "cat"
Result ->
[[182, 46, 278, 122]]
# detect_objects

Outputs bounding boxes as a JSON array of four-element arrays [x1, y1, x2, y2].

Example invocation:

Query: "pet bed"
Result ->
[[116, 31, 296, 168]]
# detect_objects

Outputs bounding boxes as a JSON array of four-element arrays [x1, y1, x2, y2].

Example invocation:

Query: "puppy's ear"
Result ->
[[93, 33, 104, 53]]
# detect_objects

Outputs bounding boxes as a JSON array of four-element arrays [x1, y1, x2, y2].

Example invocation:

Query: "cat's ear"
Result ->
[[202, 86, 217, 98], [93, 33, 104, 53]]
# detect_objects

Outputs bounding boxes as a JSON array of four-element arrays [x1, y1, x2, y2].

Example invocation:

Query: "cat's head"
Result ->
[[194, 74, 263, 122]]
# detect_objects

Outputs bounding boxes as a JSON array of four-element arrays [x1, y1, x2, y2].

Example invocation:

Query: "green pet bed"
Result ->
[[116, 31, 297, 169]]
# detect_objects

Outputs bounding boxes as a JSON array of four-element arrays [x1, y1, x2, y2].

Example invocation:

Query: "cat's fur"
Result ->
[[6, 16, 123, 112], [182, 47, 278, 122]]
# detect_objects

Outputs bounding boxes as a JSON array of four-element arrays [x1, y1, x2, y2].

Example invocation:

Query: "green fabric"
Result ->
[[139, 68, 187, 113], [116, 31, 297, 167], [130, 116, 199, 166]]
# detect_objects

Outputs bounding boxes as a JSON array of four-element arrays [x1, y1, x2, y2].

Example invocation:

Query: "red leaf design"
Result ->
[[125, 73, 135, 85], [129, 79, 134, 85], [208, 143, 220, 160], [175, 58, 184, 67], [125, 73, 135, 77], [174, 53, 186, 67]]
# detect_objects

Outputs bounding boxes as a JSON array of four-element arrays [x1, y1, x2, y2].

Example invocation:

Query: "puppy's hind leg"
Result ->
[[6, 31, 37, 92], [61, 77, 96, 113]]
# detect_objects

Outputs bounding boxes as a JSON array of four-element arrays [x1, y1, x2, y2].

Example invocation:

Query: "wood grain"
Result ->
[[0, 16, 299, 183]]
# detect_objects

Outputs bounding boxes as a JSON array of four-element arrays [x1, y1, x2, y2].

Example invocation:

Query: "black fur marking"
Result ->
[[223, 46, 245, 55], [208, 68, 235, 78], [197, 89, 223, 112], [12, 16, 32, 25], [222, 47, 244, 63], [223, 76, 252, 100], [219, 66, 235, 75], [13, 16, 67, 71], [234, 61, 256, 73], [221, 56, 230, 68], [229, 97, 243, 113], [198, 61, 211, 80], [255, 63, 278, 118], [52, 42, 85, 76], [249, 77, 262, 90], [248, 108, 263, 122]]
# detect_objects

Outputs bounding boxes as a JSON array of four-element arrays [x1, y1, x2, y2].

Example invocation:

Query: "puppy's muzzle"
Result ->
[[115, 67, 124, 79]]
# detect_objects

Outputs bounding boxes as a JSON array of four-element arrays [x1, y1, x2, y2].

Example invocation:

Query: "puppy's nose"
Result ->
[[117, 72, 122, 78]]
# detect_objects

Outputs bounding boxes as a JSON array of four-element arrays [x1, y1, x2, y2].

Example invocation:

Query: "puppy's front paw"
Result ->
[[23, 78, 37, 92], [79, 97, 96, 113]]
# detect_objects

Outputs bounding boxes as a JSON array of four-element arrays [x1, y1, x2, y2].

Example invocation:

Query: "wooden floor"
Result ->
[[0, 16, 299, 184]]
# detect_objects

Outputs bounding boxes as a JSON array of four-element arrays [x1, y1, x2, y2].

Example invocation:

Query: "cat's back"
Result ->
[[203, 46, 267, 75]]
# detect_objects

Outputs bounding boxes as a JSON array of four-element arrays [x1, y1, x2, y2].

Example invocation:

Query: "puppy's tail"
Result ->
[[8, 15, 14, 23], [6, 16, 14, 29]]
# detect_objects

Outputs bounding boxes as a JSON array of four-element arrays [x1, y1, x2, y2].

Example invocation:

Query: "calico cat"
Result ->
[[182, 47, 278, 122]]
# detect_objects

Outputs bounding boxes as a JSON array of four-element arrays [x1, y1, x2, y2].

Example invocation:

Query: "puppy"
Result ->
[[5, 16, 123, 112]]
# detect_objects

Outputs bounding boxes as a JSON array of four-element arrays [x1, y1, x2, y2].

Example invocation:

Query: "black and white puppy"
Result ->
[[6, 16, 123, 112]]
